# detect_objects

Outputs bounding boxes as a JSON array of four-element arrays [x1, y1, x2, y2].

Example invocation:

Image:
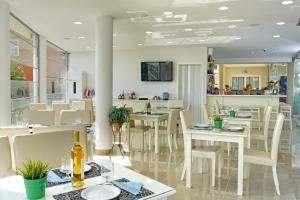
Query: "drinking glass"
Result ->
[[61, 158, 71, 181]]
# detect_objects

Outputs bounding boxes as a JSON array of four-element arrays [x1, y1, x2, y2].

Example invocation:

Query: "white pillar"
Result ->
[[0, 0, 11, 126], [95, 16, 113, 151], [39, 36, 47, 104]]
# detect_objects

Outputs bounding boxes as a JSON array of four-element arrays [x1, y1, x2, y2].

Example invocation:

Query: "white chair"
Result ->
[[180, 110, 222, 187], [23, 110, 55, 126], [127, 108, 150, 151], [167, 100, 183, 108], [149, 109, 179, 152], [186, 104, 192, 111], [29, 103, 47, 111], [13, 130, 76, 169], [215, 100, 221, 115], [60, 110, 91, 125], [72, 100, 86, 111], [251, 106, 272, 152], [244, 113, 285, 195], [0, 136, 13, 178]]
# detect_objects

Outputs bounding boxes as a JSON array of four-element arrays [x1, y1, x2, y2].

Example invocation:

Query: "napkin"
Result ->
[[112, 180, 143, 195], [47, 171, 64, 183]]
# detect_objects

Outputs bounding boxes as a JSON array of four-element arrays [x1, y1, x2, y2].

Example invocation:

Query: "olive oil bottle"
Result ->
[[71, 130, 84, 187]]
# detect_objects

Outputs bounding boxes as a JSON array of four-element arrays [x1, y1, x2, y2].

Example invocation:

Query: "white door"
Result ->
[[177, 64, 206, 124]]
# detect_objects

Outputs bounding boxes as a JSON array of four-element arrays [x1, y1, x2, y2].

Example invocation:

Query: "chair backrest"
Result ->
[[264, 101, 270, 115], [201, 104, 209, 124], [263, 106, 272, 138], [186, 104, 192, 111], [167, 100, 183, 108], [167, 109, 179, 135], [60, 110, 91, 125], [0, 136, 13, 178], [52, 103, 70, 125], [215, 100, 221, 114], [13, 130, 75, 169], [30, 103, 47, 111], [126, 107, 136, 128], [271, 113, 285, 162], [180, 110, 192, 132], [23, 110, 55, 126], [72, 101, 86, 111]]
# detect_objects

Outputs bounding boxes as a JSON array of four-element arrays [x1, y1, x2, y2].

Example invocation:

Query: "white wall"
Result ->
[[69, 46, 208, 99]]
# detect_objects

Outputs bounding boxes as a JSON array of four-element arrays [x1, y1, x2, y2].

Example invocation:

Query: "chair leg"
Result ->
[[173, 133, 178, 149], [181, 161, 186, 181], [197, 158, 203, 173], [212, 158, 216, 187], [142, 132, 145, 151], [148, 133, 152, 151], [272, 166, 280, 195], [218, 153, 222, 178], [167, 135, 173, 152], [264, 139, 268, 152], [227, 143, 231, 157]]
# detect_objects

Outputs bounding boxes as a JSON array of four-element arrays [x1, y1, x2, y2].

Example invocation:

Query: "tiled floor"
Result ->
[[105, 123, 300, 200]]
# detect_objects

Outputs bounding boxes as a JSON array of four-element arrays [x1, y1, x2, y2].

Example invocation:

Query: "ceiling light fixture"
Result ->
[[167, 41, 173, 44], [137, 43, 143, 46], [163, 11, 173, 15], [273, 35, 281, 38], [73, 21, 82, 25], [281, 0, 294, 5], [218, 6, 229, 11], [228, 25, 237, 28], [276, 21, 286, 25], [185, 28, 193, 31], [78, 36, 85, 39], [199, 39, 206, 42], [234, 37, 241, 40], [113, 45, 116, 48], [113, 33, 117, 37], [146, 31, 153, 34]]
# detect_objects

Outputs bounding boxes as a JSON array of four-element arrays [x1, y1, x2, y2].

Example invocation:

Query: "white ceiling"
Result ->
[[6, 0, 300, 58]]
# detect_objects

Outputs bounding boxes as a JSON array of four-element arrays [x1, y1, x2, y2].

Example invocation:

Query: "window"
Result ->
[[46, 42, 68, 105], [10, 15, 39, 124], [232, 76, 260, 90]]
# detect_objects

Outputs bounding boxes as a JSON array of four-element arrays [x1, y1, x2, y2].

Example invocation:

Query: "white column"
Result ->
[[0, 0, 11, 126], [39, 36, 47, 104], [95, 16, 113, 151]]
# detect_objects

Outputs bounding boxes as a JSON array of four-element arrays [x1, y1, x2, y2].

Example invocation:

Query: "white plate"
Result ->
[[227, 126, 243, 131], [81, 185, 121, 200], [60, 164, 91, 173], [194, 124, 209, 128]]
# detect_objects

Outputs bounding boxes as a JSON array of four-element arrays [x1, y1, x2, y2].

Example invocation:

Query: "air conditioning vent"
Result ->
[[297, 18, 300, 26]]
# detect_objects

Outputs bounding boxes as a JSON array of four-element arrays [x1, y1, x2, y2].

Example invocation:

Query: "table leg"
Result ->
[[127, 125, 131, 152], [154, 119, 159, 154], [186, 134, 192, 188], [248, 121, 252, 148], [237, 138, 244, 195]]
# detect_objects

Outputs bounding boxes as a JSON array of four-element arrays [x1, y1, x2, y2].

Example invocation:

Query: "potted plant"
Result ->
[[17, 159, 49, 200], [108, 105, 130, 134], [213, 115, 223, 129], [229, 109, 236, 117]]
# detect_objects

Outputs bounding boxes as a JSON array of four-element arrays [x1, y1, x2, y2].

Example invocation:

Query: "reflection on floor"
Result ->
[[103, 124, 300, 200]]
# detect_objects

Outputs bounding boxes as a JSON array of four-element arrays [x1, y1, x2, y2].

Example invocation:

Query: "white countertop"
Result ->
[[207, 94, 286, 98]]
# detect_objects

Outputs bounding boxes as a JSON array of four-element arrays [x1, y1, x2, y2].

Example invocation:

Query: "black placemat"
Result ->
[[52, 178, 154, 200], [47, 162, 110, 188]]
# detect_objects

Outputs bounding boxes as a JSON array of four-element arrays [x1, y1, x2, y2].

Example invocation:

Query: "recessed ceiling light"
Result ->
[[146, 31, 152, 34], [234, 37, 241, 40], [199, 39, 206, 42], [228, 25, 237, 28], [185, 28, 193, 31], [78, 36, 85, 39], [137, 43, 143, 46], [273, 35, 281, 38], [218, 6, 229, 11], [155, 17, 162, 22], [276, 21, 286, 26], [281, 0, 294, 5], [163, 11, 173, 15], [167, 41, 173, 44], [73, 21, 82, 25], [113, 33, 117, 37]]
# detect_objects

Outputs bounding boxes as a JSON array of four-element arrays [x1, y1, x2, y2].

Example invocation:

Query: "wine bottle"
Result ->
[[71, 130, 84, 187]]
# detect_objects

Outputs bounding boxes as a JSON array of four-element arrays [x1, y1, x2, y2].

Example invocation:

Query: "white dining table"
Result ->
[[184, 127, 248, 196], [0, 156, 176, 200], [129, 113, 169, 154]]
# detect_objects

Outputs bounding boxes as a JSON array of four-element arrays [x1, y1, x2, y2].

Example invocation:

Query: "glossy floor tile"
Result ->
[[104, 123, 300, 200]]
